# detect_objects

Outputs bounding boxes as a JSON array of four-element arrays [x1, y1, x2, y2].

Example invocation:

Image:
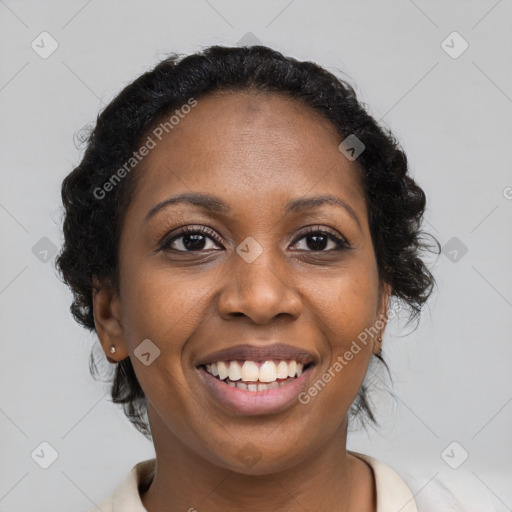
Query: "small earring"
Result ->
[[110, 345, 116, 354]]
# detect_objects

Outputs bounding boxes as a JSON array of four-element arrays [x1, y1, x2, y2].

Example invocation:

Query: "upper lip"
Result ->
[[195, 342, 317, 367]]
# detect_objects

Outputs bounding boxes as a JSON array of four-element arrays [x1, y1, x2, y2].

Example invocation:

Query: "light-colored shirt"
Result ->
[[89, 450, 419, 511]]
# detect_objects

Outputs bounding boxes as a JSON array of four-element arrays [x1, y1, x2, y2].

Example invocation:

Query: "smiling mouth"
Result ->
[[197, 359, 316, 392]]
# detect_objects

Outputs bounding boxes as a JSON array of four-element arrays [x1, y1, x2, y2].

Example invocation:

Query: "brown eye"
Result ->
[[160, 226, 222, 252], [291, 227, 350, 252]]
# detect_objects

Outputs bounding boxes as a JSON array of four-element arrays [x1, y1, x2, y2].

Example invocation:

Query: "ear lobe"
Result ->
[[92, 277, 129, 363]]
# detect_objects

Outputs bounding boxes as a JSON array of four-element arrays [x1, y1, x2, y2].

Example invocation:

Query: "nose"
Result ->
[[216, 246, 302, 324]]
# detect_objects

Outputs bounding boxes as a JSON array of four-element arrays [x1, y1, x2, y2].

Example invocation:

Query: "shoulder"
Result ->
[[87, 458, 156, 512], [396, 469, 506, 512], [88, 496, 113, 512], [349, 451, 501, 512], [349, 450, 419, 512]]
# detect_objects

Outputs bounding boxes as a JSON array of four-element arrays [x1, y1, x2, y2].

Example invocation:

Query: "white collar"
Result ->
[[93, 451, 418, 511]]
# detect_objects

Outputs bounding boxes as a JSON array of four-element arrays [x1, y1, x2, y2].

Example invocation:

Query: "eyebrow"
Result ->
[[285, 194, 361, 230], [144, 193, 231, 224], [144, 192, 361, 230]]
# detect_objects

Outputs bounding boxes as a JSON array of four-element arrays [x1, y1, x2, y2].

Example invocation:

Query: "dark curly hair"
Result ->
[[56, 45, 439, 441]]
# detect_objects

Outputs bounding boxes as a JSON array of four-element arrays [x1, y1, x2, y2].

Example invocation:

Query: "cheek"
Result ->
[[300, 264, 379, 408], [119, 260, 220, 346], [308, 263, 380, 351], [117, 260, 224, 405], [117, 263, 208, 419]]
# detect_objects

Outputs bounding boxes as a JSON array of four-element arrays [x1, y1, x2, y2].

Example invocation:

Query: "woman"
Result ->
[[57, 45, 438, 511]]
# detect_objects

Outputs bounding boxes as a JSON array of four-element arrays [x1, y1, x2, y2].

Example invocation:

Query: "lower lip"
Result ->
[[197, 365, 315, 416]]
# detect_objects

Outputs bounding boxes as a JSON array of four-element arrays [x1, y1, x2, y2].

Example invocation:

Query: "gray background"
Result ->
[[1, 0, 511, 510]]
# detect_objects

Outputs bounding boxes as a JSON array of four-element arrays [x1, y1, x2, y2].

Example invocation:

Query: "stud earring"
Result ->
[[110, 345, 116, 354]]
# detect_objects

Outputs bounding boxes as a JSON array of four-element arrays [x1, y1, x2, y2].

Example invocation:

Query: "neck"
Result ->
[[141, 406, 375, 512]]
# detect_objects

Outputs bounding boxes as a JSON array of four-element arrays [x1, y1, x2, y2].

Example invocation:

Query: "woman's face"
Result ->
[[97, 91, 390, 473]]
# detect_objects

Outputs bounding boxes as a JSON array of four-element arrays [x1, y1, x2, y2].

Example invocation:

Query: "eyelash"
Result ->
[[159, 225, 351, 253]]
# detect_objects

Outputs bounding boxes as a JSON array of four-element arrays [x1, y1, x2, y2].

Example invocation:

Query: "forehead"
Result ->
[[126, 91, 365, 222]]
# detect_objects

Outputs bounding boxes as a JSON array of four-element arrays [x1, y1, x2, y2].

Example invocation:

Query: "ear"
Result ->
[[92, 276, 129, 364], [373, 281, 392, 354]]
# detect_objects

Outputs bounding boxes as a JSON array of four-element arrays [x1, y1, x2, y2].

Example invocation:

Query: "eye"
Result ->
[[160, 225, 351, 253], [160, 225, 222, 252], [291, 226, 350, 252]]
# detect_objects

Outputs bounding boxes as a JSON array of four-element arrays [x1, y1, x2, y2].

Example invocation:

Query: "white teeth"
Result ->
[[287, 360, 297, 378], [204, 359, 307, 382], [276, 360, 289, 379], [217, 361, 229, 380], [236, 381, 248, 390], [241, 361, 259, 382], [234, 380, 286, 391], [258, 361, 277, 382], [228, 361, 242, 381]]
